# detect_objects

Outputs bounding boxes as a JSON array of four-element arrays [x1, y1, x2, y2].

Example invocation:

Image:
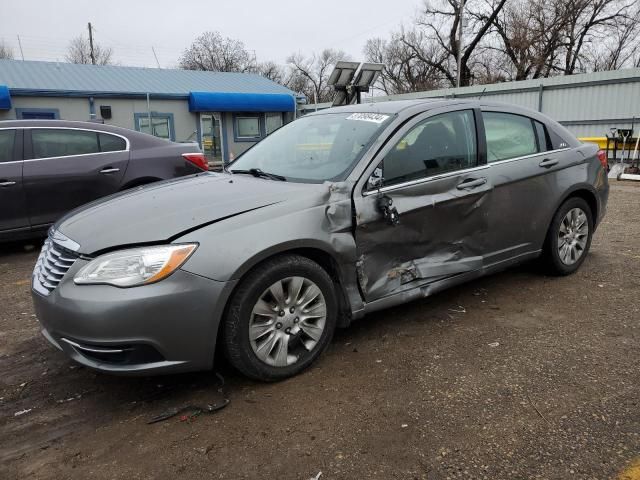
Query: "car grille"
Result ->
[[33, 238, 80, 295]]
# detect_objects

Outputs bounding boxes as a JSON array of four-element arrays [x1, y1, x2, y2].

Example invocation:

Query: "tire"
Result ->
[[222, 255, 337, 381], [543, 197, 594, 276]]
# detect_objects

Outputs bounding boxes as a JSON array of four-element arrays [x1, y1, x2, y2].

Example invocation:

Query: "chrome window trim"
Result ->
[[363, 164, 490, 196], [0, 126, 130, 163], [362, 147, 570, 196], [486, 147, 570, 166]]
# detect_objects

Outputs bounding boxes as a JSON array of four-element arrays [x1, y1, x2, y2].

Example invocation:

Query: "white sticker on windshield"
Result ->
[[346, 113, 389, 124]]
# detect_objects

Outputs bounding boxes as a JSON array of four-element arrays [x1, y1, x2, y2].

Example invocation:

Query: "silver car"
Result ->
[[31, 100, 609, 381]]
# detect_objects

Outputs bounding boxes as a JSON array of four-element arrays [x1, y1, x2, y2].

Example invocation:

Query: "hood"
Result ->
[[55, 173, 320, 254]]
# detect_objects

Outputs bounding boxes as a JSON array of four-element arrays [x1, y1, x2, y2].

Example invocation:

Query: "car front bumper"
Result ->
[[32, 259, 237, 375]]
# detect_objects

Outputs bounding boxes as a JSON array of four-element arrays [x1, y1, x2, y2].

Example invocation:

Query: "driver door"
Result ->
[[353, 107, 492, 302]]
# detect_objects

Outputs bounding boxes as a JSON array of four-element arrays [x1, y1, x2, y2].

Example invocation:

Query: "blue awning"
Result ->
[[0, 85, 11, 110], [189, 91, 295, 113]]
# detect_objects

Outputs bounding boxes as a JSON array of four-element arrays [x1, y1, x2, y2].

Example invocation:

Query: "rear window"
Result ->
[[31, 129, 127, 159], [0, 129, 15, 162], [98, 133, 126, 152]]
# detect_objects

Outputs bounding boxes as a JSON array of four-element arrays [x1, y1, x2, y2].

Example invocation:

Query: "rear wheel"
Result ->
[[543, 197, 593, 275], [222, 255, 337, 381]]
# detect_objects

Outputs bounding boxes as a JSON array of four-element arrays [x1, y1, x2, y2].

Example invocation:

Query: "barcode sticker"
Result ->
[[346, 113, 389, 124]]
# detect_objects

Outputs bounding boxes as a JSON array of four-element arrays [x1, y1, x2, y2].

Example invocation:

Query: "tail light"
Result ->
[[182, 153, 208, 171], [596, 150, 608, 169]]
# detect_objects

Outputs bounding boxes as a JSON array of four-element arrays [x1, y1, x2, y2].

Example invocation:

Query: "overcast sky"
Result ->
[[0, 0, 420, 68]]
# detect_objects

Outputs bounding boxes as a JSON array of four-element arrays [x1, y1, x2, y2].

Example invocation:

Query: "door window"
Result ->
[[0, 130, 15, 162], [381, 110, 477, 187], [32, 129, 100, 159], [483, 112, 540, 162]]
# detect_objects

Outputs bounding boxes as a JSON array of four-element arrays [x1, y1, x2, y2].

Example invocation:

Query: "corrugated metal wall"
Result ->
[[301, 68, 640, 138]]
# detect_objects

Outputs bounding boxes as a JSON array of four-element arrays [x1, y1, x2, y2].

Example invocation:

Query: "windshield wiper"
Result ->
[[229, 168, 287, 181]]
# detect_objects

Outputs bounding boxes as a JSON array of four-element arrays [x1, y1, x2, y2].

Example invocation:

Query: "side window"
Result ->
[[0, 130, 15, 162], [32, 129, 100, 159], [98, 133, 126, 152], [381, 110, 477, 187], [483, 112, 539, 162]]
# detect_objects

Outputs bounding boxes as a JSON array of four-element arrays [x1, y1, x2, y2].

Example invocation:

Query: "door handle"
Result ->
[[539, 158, 559, 168], [456, 177, 487, 190], [99, 167, 120, 174], [0, 180, 16, 187]]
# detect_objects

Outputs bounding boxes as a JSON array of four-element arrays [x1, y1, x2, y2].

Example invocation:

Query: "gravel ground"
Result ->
[[0, 183, 638, 480]]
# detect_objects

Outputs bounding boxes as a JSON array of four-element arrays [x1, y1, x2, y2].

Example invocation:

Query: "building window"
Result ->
[[234, 114, 261, 141], [134, 113, 175, 141], [265, 113, 283, 135], [16, 108, 60, 120]]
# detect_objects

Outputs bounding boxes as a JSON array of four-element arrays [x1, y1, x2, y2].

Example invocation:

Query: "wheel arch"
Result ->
[[555, 184, 599, 225], [224, 242, 354, 329]]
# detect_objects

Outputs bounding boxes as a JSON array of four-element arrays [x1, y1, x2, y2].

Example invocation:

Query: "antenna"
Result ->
[[477, 87, 487, 100], [152, 47, 161, 68]]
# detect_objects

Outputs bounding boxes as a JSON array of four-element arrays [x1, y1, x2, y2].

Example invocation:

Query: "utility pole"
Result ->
[[456, 0, 465, 88], [16, 35, 25, 61], [88, 22, 96, 65]]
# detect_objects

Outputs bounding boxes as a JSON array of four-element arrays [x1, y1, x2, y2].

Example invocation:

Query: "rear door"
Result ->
[[481, 109, 574, 265], [0, 129, 29, 233], [353, 107, 492, 301], [23, 128, 129, 227]]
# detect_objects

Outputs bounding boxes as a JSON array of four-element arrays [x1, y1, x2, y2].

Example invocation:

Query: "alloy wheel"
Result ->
[[248, 276, 327, 367], [557, 207, 589, 265]]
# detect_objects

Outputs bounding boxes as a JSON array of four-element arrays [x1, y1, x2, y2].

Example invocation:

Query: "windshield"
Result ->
[[229, 112, 393, 182]]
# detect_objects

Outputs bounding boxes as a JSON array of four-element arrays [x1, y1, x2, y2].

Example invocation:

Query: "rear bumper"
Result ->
[[32, 262, 237, 375]]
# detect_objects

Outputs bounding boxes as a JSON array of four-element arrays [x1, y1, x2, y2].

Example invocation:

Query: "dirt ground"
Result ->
[[1, 183, 639, 480]]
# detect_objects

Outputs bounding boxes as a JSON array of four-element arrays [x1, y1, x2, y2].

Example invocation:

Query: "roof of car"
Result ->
[[0, 119, 146, 135], [0, 119, 174, 148], [306, 98, 475, 115]]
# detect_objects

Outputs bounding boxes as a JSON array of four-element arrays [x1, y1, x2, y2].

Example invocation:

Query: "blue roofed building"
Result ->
[[0, 59, 302, 165]]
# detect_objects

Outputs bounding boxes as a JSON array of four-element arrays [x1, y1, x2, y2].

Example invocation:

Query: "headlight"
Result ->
[[74, 244, 197, 287]]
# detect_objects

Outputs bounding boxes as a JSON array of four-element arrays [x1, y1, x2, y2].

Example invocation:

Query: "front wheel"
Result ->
[[543, 197, 593, 275], [222, 255, 337, 381]]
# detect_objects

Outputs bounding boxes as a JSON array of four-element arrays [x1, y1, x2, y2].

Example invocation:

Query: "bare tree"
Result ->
[[365, 30, 450, 94], [256, 61, 286, 83], [0, 41, 14, 60], [286, 49, 351, 103], [66, 35, 113, 65], [488, 0, 565, 80], [179, 31, 255, 72], [413, 0, 508, 87]]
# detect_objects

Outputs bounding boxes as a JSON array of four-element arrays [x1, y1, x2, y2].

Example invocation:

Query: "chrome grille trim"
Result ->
[[33, 238, 80, 296]]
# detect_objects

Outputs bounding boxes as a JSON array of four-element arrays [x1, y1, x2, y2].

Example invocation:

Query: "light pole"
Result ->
[[456, 0, 465, 88]]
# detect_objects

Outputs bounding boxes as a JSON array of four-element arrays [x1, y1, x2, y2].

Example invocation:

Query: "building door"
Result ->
[[200, 113, 224, 169]]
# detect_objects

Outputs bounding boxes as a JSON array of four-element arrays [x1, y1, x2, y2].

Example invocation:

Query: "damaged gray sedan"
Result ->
[[32, 99, 608, 381]]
